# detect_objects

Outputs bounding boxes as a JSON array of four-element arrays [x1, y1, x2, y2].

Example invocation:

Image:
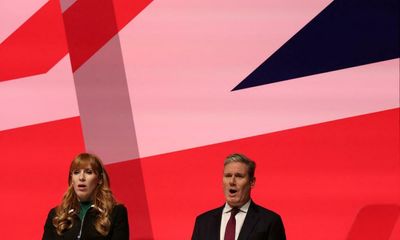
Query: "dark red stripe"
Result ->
[[62, 0, 152, 71], [347, 205, 400, 240], [107, 159, 154, 239]]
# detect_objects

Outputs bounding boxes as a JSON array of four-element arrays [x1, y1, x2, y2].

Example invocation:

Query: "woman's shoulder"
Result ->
[[110, 203, 128, 220], [46, 206, 72, 218], [44, 206, 59, 225], [47, 206, 58, 217], [108, 204, 128, 227], [113, 203, 127, 213]]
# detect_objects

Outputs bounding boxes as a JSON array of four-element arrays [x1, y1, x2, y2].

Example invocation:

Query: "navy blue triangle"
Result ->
[[233, 0, 400, 91]]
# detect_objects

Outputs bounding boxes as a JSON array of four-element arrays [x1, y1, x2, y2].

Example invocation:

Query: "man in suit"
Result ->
[[192, 153, 286, 240]]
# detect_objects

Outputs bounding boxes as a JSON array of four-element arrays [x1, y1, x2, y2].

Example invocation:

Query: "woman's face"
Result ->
[[71, 164, 100, 202]]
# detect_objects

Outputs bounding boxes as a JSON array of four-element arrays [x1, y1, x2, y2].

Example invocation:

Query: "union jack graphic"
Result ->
[[0, 0, 399, 239]]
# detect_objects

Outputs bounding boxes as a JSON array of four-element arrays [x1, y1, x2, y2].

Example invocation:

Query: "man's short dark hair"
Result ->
[[224, 153, 256, 181]]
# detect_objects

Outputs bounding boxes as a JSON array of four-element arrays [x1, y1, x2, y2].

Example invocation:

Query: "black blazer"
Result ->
[[192, 201, 286, 240], [42, 204, 129, 240]]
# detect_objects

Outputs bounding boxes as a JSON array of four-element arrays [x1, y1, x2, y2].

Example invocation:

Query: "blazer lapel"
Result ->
[[238, 201, 259, 240], [209, 206, 224, 240]]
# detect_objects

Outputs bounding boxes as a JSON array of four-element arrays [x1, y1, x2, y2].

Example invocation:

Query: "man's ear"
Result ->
[[251, 177, 256, 188]]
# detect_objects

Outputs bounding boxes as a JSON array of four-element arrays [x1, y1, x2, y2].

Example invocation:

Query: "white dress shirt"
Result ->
[[220, 200, 251, 240]]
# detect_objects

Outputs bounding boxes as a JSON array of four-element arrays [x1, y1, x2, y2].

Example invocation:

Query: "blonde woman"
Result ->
[[42, 153, 129, 239]]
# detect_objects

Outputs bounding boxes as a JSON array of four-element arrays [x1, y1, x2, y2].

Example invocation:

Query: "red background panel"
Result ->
[[106, 109, 400, 239], [0, 109, 398, 239], [0, 117, 85, 239]]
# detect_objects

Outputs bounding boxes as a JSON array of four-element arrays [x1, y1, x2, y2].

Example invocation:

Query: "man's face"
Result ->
[[223, 162, 255, 207]]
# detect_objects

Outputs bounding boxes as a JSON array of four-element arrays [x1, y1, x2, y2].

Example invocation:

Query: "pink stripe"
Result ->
[[0, 56, 79, 131], [74, 35, 139, 164]]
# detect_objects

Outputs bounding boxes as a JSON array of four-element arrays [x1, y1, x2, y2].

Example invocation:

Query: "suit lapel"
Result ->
[[238, 201, 259, 240], [209, 206, 224, 240]]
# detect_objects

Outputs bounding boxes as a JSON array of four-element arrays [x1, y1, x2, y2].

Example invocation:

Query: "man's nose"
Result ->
[[229, 176, 236, 185]]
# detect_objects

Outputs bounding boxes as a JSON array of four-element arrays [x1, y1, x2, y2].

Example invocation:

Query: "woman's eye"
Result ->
[[85, 169, 93, 174], [72, 170, 80, 175]]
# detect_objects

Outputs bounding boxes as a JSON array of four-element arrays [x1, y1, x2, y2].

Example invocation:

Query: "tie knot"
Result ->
[[230, 208, 240, 216]]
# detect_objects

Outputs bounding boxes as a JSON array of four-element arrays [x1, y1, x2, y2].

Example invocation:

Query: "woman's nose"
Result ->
[[79, 172, 85, 181]]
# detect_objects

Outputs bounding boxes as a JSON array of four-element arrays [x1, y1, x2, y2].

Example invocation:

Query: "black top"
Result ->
[[42, 204, 129, 240]]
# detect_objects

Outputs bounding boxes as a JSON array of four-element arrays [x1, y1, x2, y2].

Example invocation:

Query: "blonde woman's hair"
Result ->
[[52, 153, 117, 236]]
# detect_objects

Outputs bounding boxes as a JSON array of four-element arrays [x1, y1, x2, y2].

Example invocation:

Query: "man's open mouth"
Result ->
[[229, 189, 237, 194]]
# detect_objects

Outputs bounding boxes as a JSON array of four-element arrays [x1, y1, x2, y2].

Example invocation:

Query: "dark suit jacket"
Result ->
[[192, 201, 286, 240]]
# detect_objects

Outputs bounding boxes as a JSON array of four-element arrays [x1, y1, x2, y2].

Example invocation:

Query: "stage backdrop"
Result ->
[[0, 0, 399, 239]]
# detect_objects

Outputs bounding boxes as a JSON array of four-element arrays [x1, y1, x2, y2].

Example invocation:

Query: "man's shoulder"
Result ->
[[250, 202, 283, 221], [195, 205, 224, 220]]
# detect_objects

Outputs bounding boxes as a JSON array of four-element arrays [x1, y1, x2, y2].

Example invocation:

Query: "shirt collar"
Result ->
[[223, 199, 251, 214], [68, 204, 98, 214]]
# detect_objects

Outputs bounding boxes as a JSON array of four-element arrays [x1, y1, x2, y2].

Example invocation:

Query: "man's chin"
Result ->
[[226, 199, 240, 207]]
